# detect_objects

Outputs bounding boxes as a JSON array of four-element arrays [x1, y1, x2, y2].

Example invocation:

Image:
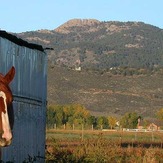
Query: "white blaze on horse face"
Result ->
[[0, 91, 12, 141]]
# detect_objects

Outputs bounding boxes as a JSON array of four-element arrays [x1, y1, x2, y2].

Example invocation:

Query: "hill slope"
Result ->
[[48, 66, 163, 117], [16, 19, 163, 70], [14, 19, 163, 117]]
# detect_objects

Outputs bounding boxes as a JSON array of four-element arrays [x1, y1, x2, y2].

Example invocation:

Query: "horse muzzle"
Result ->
[[0, 137, 12, 147], [0, 132, 12, 147]]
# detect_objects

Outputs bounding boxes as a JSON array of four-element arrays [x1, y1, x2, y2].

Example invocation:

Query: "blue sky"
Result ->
[[1, 0, 162, 33]]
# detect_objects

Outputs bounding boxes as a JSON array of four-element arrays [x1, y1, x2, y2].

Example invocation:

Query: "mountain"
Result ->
[[14, 19, 163, 117], [16, 19, 163, 70]]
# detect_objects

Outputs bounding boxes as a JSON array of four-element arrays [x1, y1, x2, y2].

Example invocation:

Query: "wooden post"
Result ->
[[135, 131, 137, 141], [73, 124, 74, 130], [63, 124, 66, 130], [81, 124, 84, 141], [151, 130, 154, 142], [92, 124, 94, 131], [132, 138, 134, 148], [54, 123, 56, 130]]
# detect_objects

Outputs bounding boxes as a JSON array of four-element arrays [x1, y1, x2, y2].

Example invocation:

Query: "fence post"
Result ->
[[54, 123, 56, 130], [81, 124, 84, 141]]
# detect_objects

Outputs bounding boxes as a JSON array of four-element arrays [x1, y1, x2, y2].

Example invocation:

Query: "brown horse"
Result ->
[[0, 66, 15, 147]]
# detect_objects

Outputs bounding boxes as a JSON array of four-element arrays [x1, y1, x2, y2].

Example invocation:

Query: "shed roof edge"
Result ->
[[0, 30, 44, 52]]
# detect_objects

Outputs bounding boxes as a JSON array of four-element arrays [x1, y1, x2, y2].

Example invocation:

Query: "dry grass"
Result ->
[[46, 130, 163, 162]]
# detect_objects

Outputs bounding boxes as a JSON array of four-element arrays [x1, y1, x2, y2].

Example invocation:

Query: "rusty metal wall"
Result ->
[[0, 34, 47, 162]]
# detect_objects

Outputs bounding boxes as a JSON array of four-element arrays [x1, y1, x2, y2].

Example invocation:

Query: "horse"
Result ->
[[0, 66, 15, 147]]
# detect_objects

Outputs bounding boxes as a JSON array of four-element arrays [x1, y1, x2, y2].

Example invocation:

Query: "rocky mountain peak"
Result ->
[[55, 19, 100, 33]]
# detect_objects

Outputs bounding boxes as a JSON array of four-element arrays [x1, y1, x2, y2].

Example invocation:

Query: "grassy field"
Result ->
[[46, 129, 163, 162], [46, 129, 163, 142]]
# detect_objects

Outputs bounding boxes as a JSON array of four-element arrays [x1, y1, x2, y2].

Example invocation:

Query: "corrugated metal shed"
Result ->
[[0, 30, 47, 162]]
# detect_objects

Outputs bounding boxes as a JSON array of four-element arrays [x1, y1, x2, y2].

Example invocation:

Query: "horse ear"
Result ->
[[4, 66, 15, 84]]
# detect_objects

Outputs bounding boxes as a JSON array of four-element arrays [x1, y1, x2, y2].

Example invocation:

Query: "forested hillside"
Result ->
[[14, 19, 163, 117], [16, 19, 163, 70]]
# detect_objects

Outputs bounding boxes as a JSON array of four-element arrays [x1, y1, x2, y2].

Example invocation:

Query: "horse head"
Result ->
[[0, 67, 15, 146]]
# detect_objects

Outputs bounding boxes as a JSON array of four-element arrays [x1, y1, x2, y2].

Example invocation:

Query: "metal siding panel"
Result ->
[[0, 36, 47, 162], [12, 47, 46, 101], [0, 37, 47, 101], [2, 102, 46, 162]]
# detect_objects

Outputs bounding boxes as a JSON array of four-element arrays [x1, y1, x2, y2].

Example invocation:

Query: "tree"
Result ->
[[54, 106, 64, 126], [46, 106, 56, 128], [156, 108, 163, 121], [120, 112, 139, 129], [46, 105, 64, 128], [108, 116, 117, 129], [97, 116, 109, 129], [72, 104, 90, 125], [63, 105, 75, 126], [87, 116, 97, 129]]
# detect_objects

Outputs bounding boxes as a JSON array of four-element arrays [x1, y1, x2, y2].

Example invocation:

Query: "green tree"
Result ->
[[156, 108, 163, 121], [108, 116, 117, 129], [46, 105, 64, 128], [120, 112, 139, 129], [87, 116, 97, 129], [97, 116, 109, 129], [54, 105, 64, 127], [72, 104, 91, 129], [63, 105, 75, 127], [46, 106, 56, 128]]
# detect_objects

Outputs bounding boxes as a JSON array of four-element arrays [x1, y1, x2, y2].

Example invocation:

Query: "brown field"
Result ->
[[46, 129, 163, 162]]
